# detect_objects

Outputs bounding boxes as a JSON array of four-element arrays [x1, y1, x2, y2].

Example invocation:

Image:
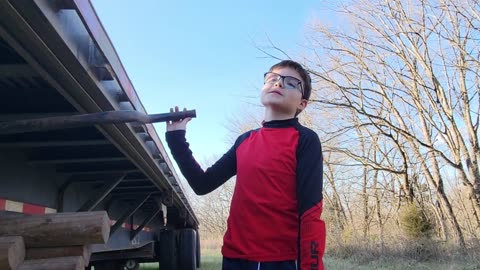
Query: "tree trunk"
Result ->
[[431, 199, 448, 241], [470, 194, 480, 232], [373, 171, 385, 250], [0, 211, 109, 248], [362, 167, 369, 240], [437, 190, 466, 250], [0, 236, 25, 270], [26, 246, 91, 265], [325, 159, 348, 229], [18, 256, 84, 270]]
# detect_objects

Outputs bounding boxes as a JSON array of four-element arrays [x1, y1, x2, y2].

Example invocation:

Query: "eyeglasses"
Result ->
[[264, 72, 304, 97]]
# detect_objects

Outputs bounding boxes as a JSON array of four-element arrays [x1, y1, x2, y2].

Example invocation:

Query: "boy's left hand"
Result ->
[[166, 106, 192, 131]]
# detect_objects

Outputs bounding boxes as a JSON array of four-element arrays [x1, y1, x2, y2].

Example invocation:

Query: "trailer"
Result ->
[[0, 0, 200, 269]]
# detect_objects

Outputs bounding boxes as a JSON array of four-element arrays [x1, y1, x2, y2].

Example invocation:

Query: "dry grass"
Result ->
[[142, 253, 480, 270], [324, 256, 480, 269], [140, 251, 221, 270], [325, 235, 480, 269], [141, 236, 480, 269]]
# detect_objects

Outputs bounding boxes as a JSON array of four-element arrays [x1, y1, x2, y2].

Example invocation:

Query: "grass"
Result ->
[[141, 252, 480, 269], [324, 256, 480, 270], [140, 250, 222, 270]]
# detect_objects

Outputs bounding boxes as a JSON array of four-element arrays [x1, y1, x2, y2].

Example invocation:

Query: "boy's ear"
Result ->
[[297, 99, 308, 114]]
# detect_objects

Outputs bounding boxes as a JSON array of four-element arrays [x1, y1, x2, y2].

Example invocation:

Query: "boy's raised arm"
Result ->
[[296, 129, 326, 270], [166, 129, 237, 195]]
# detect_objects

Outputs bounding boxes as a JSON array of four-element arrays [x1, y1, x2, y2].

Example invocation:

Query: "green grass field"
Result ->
[[140, 253, 221, 270], [140, 253, 480, 269]]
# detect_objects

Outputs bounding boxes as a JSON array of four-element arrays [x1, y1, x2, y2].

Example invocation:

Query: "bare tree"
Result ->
[[303, 0, 479, 249], [191, 179, 235, 237]]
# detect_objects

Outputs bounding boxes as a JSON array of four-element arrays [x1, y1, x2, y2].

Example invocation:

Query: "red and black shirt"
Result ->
[[166, 117, 325, 270]]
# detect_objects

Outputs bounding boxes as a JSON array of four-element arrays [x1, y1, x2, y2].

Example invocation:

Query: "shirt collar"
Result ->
[[262, 118, 298, 128]]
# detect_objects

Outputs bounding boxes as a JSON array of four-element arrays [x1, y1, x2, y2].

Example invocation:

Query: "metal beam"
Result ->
[[153, 197, 168, 226], [0, 113, 77, 122], [111, 189, 158, 196], [57, 175, 122, 212], [66, 173, 144, 181], [110, 191, 161, 198], [0, 64, 37, 77], [0, 139, 111, 148], [77, 174, 126, 212], [110, 194, 151, 236], [61, 179, 104, 184], [56, 169, 140, 175], [122, 178, 150, 183], [130, 208, 162, 240], [71, 178, 150, 185], [89, 242, 155, 262], [29, 156, 127, 165], [130, 123, 145, 133], [113, 186, 156, 190], [56, 179, 74, 212]]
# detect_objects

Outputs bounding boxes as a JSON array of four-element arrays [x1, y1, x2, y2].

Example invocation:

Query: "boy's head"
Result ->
[[261, 60, 312, 116]]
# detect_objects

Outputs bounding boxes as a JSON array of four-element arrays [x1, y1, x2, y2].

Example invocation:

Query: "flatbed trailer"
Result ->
[[0, 1, 200, 269]]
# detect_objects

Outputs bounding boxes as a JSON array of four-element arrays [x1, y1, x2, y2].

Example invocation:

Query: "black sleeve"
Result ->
[[165, 130, 247, 195], [296, 128, 323, 215], [296, 127, 325, 270]]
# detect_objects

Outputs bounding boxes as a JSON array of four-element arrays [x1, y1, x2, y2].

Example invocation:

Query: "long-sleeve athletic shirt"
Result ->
[[166, 118, 325, 270]]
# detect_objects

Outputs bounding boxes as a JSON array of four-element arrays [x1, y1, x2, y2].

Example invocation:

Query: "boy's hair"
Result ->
[[269, 60, 312, 101]]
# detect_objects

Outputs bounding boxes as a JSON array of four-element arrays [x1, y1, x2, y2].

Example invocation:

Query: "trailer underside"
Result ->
[[0, 0, 200, 268]]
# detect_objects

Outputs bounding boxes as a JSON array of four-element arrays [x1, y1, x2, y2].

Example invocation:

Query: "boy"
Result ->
[[165, 60, 325, 270]]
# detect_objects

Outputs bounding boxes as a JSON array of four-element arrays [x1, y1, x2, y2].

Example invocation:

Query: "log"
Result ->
[[26, 245, 91, 265], [0, 211, 110, 248], [0, 236, 25, 270], [18, 256, 84, 270]]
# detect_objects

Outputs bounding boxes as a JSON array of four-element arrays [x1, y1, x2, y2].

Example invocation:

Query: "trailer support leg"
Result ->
[[77, 174, 126, 212], [56, 180, 74, 212], [130, 207, 162, 240], [110, 194, 151, 236]]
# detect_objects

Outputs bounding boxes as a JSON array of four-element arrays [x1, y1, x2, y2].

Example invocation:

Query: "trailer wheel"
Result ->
[[158, 230, 178, 270], [125, 259, 140, 270], [178, 229, 197, 270], [196, 230, 201, 268]]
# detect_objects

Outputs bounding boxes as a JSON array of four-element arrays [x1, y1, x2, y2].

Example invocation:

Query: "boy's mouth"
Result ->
[[268, 90, 283, 96]]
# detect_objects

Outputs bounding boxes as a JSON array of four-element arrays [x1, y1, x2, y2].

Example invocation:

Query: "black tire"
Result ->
[[125, 259, 140, 270], [159, 230, 178, 270], [178, 229, 196, 270], [195, 230, 201, 268]]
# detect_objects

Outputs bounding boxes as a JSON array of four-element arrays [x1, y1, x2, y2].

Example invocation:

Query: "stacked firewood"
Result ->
[[0, 211, 110, 270]]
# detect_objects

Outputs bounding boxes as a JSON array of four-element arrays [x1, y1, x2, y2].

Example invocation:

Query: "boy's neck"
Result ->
[[264, 109, 296, 122]]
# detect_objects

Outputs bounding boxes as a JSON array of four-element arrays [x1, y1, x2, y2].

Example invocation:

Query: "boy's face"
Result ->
[[261, 67, 307, 116]]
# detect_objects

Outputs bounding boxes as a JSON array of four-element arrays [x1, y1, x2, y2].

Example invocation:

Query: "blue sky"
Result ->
[[91, 1, 333, 162]]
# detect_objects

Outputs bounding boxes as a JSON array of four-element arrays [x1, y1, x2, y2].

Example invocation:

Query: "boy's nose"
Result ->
[[274, 79, 283, 88]]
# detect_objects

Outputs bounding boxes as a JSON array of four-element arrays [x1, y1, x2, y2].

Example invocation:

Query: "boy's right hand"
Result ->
[[166, 106, 192, 131]]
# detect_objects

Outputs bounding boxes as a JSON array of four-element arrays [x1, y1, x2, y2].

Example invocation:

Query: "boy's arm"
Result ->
[[296, 130, 326, 270], [165, 130, 238, 195]]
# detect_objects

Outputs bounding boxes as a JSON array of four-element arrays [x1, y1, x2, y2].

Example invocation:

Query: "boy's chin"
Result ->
[[262, 102, 295, 114], [261, 98, 285, 107]]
